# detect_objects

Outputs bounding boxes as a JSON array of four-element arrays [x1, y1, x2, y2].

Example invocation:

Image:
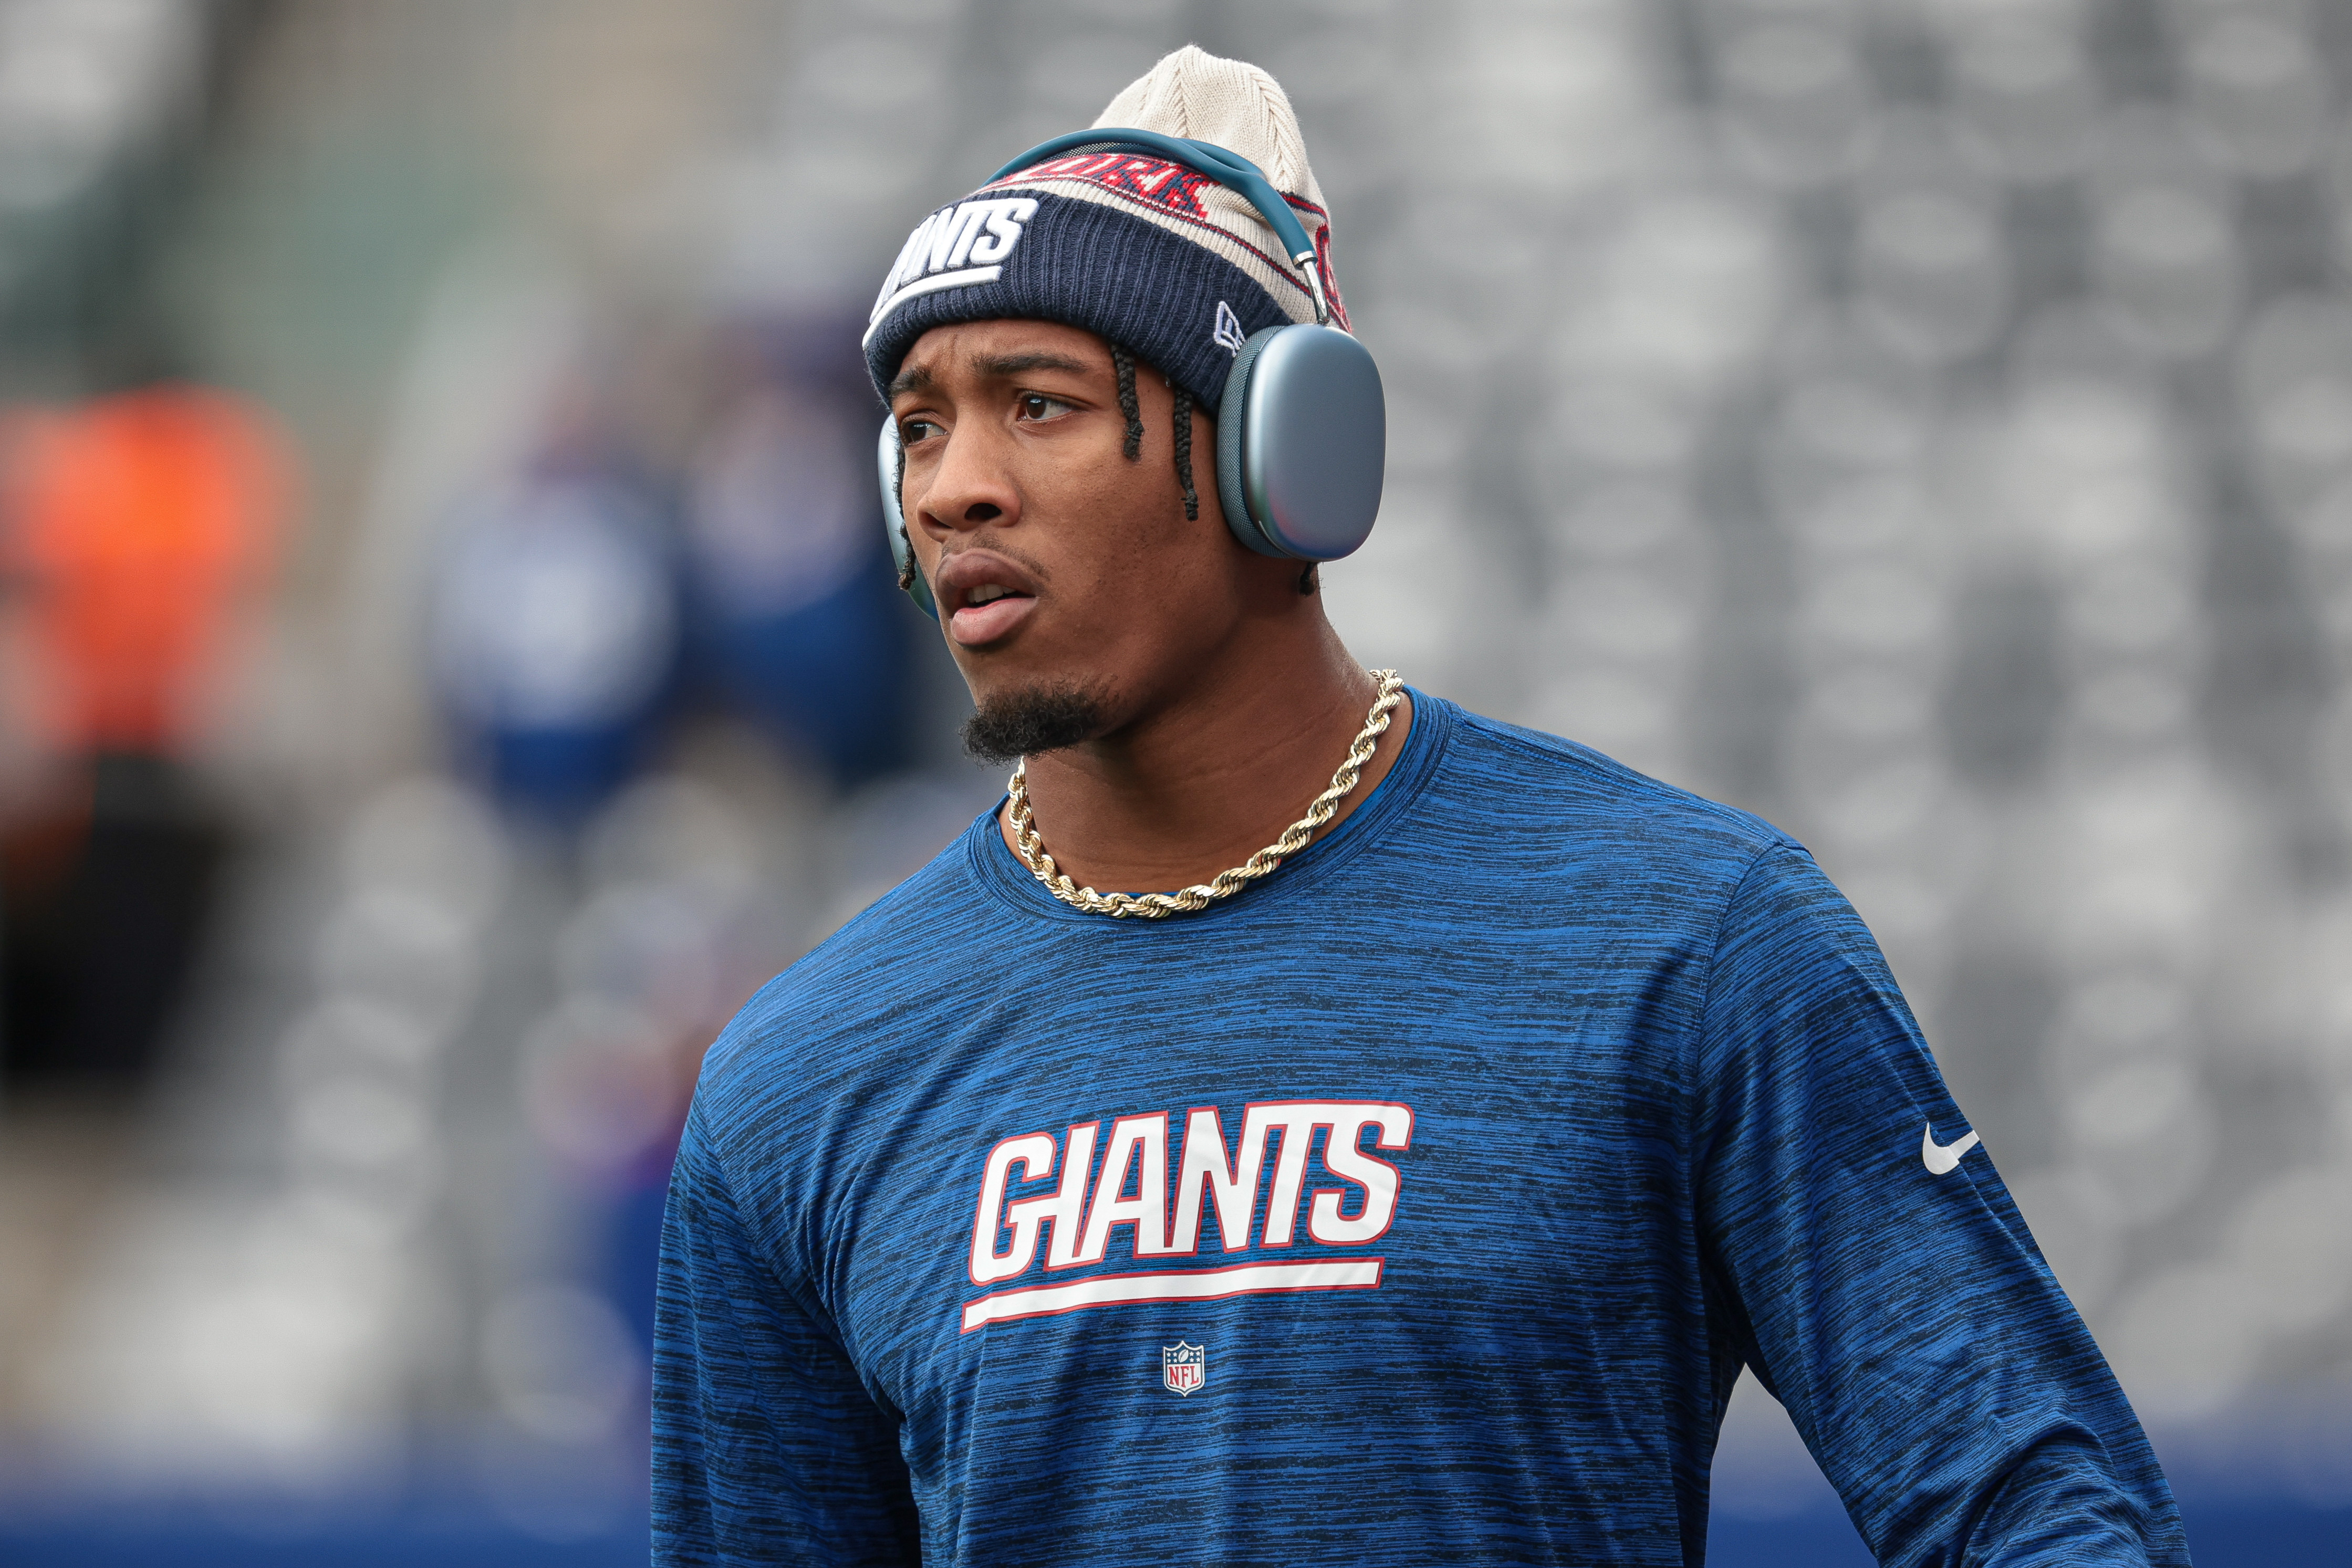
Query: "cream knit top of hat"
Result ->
[[1092, 45, 1331, 219]]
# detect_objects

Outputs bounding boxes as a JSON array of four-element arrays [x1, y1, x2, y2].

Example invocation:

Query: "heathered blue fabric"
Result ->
[[863, 184, 1299, 414], [653, 694, 2188, 1567]]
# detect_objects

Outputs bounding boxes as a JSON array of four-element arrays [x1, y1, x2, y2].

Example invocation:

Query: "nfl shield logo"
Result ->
[[1161, 1341, 1205, 1396]]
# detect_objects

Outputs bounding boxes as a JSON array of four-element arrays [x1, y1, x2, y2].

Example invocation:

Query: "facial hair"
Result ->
[[962, 681, 1113, 765]]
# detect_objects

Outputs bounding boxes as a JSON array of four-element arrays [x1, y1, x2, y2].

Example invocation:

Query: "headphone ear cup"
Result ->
[[1213, 325, 1385, 563], [1215, 330, 1289, 558], [877, 416, 938, 619]]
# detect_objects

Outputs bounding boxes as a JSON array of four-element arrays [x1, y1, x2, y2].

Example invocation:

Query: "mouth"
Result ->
[[937, 551, 1041, 647]]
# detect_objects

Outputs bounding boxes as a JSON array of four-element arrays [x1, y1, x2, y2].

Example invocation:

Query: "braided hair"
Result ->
[[1109, 343, 1144, 459], [1109, 343, 1200, 520], [1171, 384, 1198, 521]]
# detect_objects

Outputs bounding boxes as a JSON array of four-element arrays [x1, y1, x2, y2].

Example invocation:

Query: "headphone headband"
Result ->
[[986, 128, 1330, 326]]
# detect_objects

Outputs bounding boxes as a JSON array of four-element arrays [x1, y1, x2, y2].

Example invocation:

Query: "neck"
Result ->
[[998, 612, 1413, 897]]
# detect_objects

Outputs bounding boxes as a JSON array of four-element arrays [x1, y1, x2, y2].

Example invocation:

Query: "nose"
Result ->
[[918, 422, 1019, 536]]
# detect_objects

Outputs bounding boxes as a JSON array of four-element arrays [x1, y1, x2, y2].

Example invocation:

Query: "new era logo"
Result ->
[[1212, 300, 1246, 355]]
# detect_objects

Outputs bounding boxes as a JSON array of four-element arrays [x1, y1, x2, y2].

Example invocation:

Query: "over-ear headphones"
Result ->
[[878, 128, 1384, 619]]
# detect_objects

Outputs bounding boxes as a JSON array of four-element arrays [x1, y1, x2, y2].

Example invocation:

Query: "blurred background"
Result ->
[[0, 0, 2344, 1563]]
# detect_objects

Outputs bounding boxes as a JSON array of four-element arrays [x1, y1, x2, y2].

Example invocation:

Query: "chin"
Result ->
[[962, 677, 1118, 765]]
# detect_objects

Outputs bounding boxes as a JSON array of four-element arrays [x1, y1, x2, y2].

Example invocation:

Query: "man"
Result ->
[[655, 47, 2187, 1567]]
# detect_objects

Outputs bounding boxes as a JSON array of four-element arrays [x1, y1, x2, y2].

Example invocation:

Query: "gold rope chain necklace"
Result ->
[[1005, 670, 1406, 919]]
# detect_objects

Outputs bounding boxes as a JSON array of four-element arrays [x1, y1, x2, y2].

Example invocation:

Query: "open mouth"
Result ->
[[952, 586, 1036, 644], [939, 557, 1041, 647]]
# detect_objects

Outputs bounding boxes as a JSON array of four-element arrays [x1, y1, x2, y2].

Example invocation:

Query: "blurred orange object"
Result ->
[[1, 385, 293, 758]]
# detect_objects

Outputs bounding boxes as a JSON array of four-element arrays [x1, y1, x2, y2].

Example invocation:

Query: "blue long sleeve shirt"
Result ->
[[654, 693, 2186, 1565]]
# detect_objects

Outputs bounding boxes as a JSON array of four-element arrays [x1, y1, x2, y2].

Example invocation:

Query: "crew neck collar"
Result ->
[[963, 687, 1454, 928]]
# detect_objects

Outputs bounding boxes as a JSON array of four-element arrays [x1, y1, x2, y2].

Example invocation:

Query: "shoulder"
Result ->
[[692, 814, 994, 1144], [1421, 700, 1795, 891]]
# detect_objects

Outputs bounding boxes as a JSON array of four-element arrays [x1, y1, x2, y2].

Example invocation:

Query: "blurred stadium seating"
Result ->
[[0, 0, 2346, 1562]]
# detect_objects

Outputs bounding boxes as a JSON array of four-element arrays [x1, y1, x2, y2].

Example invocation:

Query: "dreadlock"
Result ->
[[1171, 384, 1198, 521], [1109, 342, 1201, 521], [1109, 343, 1144, 459]]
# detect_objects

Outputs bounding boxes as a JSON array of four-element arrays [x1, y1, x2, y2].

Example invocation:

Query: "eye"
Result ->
[[899, 416, 944, 446], [1015, 393, 1073, 423]]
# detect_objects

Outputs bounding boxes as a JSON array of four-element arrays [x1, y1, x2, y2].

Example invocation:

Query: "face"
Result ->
[[889, 318, 1284, 740]]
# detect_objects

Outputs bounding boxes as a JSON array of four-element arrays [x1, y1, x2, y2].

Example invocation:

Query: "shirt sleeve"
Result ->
[[1693, 841, 2188, 1567], [652, 1106, 921, 1567]]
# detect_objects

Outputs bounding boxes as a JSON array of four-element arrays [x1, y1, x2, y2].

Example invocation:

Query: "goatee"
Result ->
[[963, 682, 1112, 765]]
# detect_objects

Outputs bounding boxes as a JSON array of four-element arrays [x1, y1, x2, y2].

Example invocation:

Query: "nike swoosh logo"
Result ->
[[1922, 1122, 1980, 1175]]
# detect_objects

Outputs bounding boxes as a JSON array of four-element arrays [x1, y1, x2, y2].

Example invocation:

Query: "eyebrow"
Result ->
[[974, 352, 1092, 380], [889, 350, 1096, 403]]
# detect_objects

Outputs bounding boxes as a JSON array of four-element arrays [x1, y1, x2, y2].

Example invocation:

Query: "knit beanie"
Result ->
[[861, 46, 1348, 416]]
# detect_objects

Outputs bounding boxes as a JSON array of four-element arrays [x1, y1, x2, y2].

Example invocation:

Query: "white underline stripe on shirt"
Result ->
[[960, 1258, 1385, 1333]]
